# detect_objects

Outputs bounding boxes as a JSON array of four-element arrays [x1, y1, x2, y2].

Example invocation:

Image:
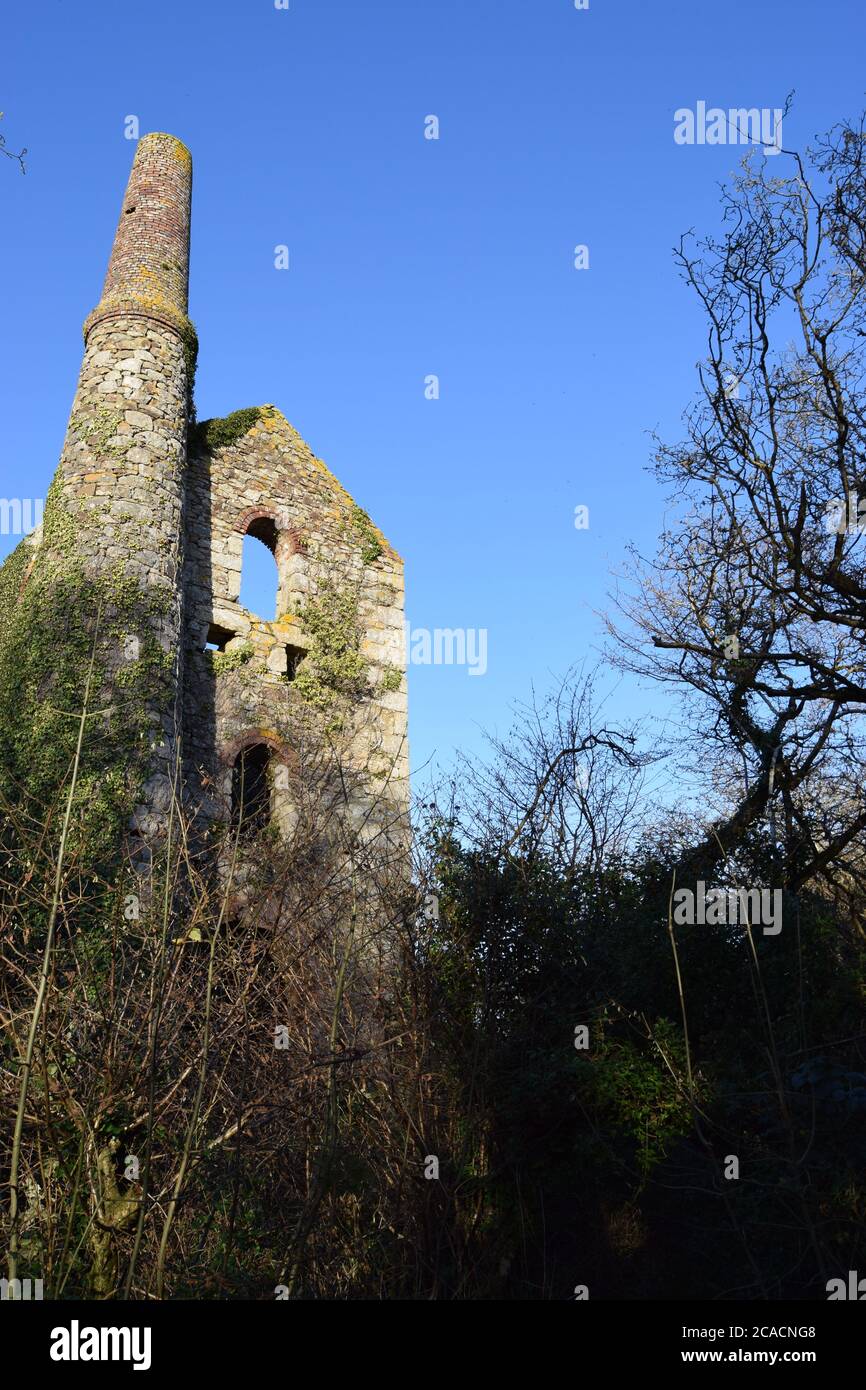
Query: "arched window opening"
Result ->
[[232, 744, 272, 836], [239, 520, 279, 621]]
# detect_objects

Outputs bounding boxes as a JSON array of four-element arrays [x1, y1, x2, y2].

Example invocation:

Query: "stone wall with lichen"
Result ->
[[52, 311, 191, 850], [181, 405, 409, 839]]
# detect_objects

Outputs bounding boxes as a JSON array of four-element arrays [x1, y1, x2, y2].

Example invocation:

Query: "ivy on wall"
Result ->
[[0, 477, 173, 875], [292, 579, 369, 717]]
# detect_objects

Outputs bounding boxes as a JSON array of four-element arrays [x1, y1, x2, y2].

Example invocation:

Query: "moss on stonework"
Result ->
[[380, 665, 403, 694], [0, 478, 174, 877], [191, 408, 263, 455], [183, 335, 199, 426], [348, 505, 384, 565]]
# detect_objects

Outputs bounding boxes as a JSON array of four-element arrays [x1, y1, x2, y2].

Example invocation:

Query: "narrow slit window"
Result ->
[[286, 645, 306, 682]]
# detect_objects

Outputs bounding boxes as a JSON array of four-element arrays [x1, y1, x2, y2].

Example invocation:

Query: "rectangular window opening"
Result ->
[[205, 623, 236, 653], [286, 644, 306, 682]]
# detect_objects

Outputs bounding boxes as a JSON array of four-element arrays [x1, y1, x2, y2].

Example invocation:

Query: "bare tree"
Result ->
[[608, 114, 866, 908], [439, 665, 654, 875]]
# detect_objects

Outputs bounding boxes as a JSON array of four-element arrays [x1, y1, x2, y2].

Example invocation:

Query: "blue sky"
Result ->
[[2, 0, 865, 783]]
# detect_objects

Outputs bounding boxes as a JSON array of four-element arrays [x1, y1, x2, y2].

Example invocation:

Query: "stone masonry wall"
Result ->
[[55, 315, 190, 841], [181, 407, 409, 840]]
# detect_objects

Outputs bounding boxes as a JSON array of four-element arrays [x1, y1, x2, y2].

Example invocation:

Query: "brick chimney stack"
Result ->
[[84, 132, 194, 351]]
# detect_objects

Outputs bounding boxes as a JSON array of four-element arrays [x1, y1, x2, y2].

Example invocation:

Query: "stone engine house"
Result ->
[[16, 132, 409, 854]]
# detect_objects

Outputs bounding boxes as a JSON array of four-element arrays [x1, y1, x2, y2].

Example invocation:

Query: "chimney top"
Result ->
[[84, 133, 195, 351]]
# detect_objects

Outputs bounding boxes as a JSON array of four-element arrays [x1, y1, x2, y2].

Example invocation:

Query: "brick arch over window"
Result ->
[[220, 731, 296, 770], [221, 732, 299, 838], [233, 507, 307, 566], [233, 507, 308, 618]]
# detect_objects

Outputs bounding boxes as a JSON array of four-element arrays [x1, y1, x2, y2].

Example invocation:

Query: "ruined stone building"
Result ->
[[0, 133, 408, 867]]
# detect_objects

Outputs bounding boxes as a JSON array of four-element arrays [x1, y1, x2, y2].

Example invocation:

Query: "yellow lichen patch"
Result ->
[[167, 138, 192, 167], [143, 132, 192, 167], [256, 406, 295, 437]]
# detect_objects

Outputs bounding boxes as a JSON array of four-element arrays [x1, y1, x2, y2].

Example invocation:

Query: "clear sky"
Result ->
[[2, 0, 864, 783]]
